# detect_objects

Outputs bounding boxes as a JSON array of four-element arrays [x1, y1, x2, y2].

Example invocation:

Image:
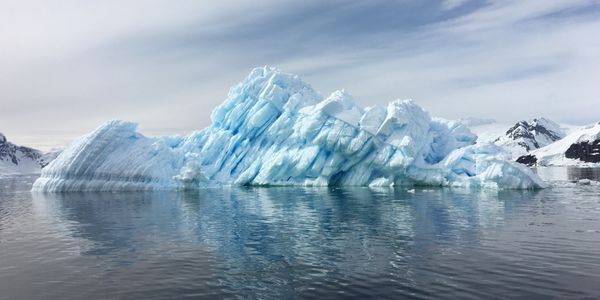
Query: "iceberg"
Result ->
[[33, 67, 547, 191]]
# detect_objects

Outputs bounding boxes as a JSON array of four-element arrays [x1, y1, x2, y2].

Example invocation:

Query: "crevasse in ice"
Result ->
[[32, 67, 547, 191]]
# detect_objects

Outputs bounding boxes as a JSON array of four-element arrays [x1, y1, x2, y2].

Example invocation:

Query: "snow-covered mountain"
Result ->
[[0, 133, 60, 175], [494, 118, 566, 158], [516, 122, 600, 166], [33, 67, 545, 192], [465, 118, 569, 158]]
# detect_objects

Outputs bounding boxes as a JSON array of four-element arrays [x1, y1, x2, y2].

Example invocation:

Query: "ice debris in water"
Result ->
[[550, 179, 600, 188], [33, 67, 547, 191]]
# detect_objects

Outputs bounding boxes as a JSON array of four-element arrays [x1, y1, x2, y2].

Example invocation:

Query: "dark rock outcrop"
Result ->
[[565, 140, 600, 163], [516, 154, 537, 166]]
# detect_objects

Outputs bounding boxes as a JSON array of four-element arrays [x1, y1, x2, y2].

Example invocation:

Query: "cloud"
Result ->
[[442, 0, 471, 10], [0, 0, 599, 150]]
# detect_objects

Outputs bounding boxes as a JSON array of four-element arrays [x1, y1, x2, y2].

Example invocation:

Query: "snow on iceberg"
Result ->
[[33, 67, 547, 191]]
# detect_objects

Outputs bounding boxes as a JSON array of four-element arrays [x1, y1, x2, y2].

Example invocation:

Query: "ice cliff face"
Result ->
[[33, 67, 546, 191]]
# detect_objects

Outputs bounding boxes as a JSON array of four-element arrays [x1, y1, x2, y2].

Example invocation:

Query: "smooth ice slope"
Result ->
[[33, 67, 547, 191]]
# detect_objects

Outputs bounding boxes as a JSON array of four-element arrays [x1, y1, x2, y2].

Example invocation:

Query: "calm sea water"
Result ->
[[1, 169, 600, 299]]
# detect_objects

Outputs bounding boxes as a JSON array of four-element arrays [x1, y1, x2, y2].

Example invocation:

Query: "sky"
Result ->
[[1, 0, 599, 150]]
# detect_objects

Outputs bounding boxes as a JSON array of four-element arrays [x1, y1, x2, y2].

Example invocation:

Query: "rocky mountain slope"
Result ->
[[0, 133, 59, 175], [495, 118, 566, 156], [464, 117, 572, 158], [516, 123, 600, 166]]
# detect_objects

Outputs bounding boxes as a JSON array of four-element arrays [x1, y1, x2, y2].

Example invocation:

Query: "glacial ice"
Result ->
[[33, 67, 547, 191]]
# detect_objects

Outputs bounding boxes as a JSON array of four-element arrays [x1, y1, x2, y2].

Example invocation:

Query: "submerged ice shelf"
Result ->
[[33, 67, 547, 191]]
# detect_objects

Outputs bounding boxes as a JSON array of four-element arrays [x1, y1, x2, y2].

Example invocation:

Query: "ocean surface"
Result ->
[[1, 168, 600, 299]]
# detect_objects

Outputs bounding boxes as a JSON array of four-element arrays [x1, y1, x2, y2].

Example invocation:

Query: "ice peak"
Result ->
[[211, 67, 321, 129], [312, 90, 363, 126], [0, 132, 6, 144]]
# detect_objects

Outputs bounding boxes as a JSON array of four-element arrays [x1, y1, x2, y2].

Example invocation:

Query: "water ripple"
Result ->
[[1, 175, 600, 299]]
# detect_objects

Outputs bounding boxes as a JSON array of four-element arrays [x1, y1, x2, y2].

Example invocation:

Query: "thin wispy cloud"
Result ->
[[1, 0, 599, 150]]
